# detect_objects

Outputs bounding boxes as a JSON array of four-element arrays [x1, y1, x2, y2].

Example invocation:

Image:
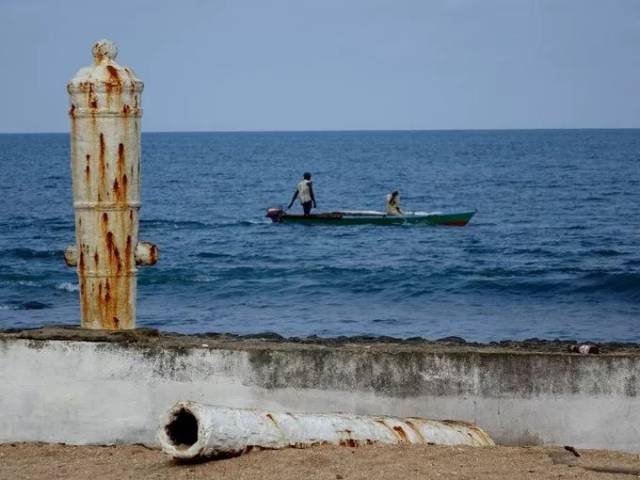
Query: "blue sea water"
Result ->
[[1, 130, 639, 342]]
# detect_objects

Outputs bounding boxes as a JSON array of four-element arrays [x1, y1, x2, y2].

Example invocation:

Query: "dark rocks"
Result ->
[[437, 336, 467, 344]]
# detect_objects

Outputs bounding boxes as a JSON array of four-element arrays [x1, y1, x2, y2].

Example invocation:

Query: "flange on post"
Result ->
[[65, 40, 157, 329]]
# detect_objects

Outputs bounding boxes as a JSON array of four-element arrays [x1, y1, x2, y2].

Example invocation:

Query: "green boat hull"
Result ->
[[266, 209, 475, 226]]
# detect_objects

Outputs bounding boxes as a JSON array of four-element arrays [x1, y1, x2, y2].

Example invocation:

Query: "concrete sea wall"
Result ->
[[0, 330, 638, 451]]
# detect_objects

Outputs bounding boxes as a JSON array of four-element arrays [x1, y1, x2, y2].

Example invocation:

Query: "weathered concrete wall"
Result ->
[[0, 333, 638, 451]]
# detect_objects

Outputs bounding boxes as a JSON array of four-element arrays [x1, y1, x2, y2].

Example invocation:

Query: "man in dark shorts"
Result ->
[[287, 172, 317, 216]]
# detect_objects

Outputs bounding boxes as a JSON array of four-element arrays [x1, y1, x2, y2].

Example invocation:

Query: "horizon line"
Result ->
[[1, 126, 640, 135]]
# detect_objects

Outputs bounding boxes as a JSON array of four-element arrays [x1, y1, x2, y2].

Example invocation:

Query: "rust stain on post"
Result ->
[[375, 419, 397, 437], [265, 413, 279, 427], [404, 420, 426, 443], [392, 426, 408, 442], [66, 39, 157, 330], [338, 429, 359, 448]]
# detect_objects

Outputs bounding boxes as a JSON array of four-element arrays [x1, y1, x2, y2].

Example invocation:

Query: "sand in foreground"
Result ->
[[1, 443, 639, 480]]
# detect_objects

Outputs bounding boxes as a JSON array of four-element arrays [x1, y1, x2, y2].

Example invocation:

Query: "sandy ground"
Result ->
[[1, 443, 639, 480]]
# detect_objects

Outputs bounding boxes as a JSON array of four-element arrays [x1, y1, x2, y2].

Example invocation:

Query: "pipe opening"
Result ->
[[165, 408, 199, 449]]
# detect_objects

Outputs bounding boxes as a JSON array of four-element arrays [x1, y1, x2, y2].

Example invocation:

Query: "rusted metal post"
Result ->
[[65, 40, 157, 330], [159, 402, 495, 460]]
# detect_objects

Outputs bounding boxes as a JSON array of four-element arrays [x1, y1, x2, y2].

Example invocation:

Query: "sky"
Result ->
[[0, 0, 639, 133]]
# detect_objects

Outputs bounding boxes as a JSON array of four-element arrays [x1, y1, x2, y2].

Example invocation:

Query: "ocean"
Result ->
[[1, 129, 639, 342]]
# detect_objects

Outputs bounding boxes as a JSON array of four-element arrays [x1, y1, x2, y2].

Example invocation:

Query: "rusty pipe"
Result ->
[[158, 401, 495, 460], [66, 40, 157, 329]]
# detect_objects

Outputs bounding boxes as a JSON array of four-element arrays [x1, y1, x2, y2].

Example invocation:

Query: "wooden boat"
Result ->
[[265, 208, 475, 226]]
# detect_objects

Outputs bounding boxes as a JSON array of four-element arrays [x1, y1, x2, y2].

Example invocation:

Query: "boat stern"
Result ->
[[266, 208, 284, 223]]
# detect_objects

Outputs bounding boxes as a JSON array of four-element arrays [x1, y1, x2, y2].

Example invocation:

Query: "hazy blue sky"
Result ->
[[1, 0, 639, 132]]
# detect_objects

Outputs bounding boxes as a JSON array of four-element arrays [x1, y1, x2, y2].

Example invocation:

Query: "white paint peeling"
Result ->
[[158, 401, 494, 459]]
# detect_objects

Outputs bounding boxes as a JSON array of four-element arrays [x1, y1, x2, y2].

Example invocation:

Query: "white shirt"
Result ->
[[386, 193, 402, 215], [297, 180, 312, 203]]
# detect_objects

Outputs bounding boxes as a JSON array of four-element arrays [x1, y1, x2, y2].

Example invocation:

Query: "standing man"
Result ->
[[287, 172, 317, 216]]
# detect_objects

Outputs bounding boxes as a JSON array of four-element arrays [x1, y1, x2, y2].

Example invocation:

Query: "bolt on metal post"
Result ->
[[65, 40, 157, 329]]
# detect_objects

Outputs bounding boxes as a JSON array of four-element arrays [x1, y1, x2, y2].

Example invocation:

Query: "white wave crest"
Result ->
[[56, 282, 79, 292]]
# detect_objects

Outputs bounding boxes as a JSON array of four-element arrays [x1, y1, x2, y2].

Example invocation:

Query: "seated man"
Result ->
[[385, 190, 403, 216]]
